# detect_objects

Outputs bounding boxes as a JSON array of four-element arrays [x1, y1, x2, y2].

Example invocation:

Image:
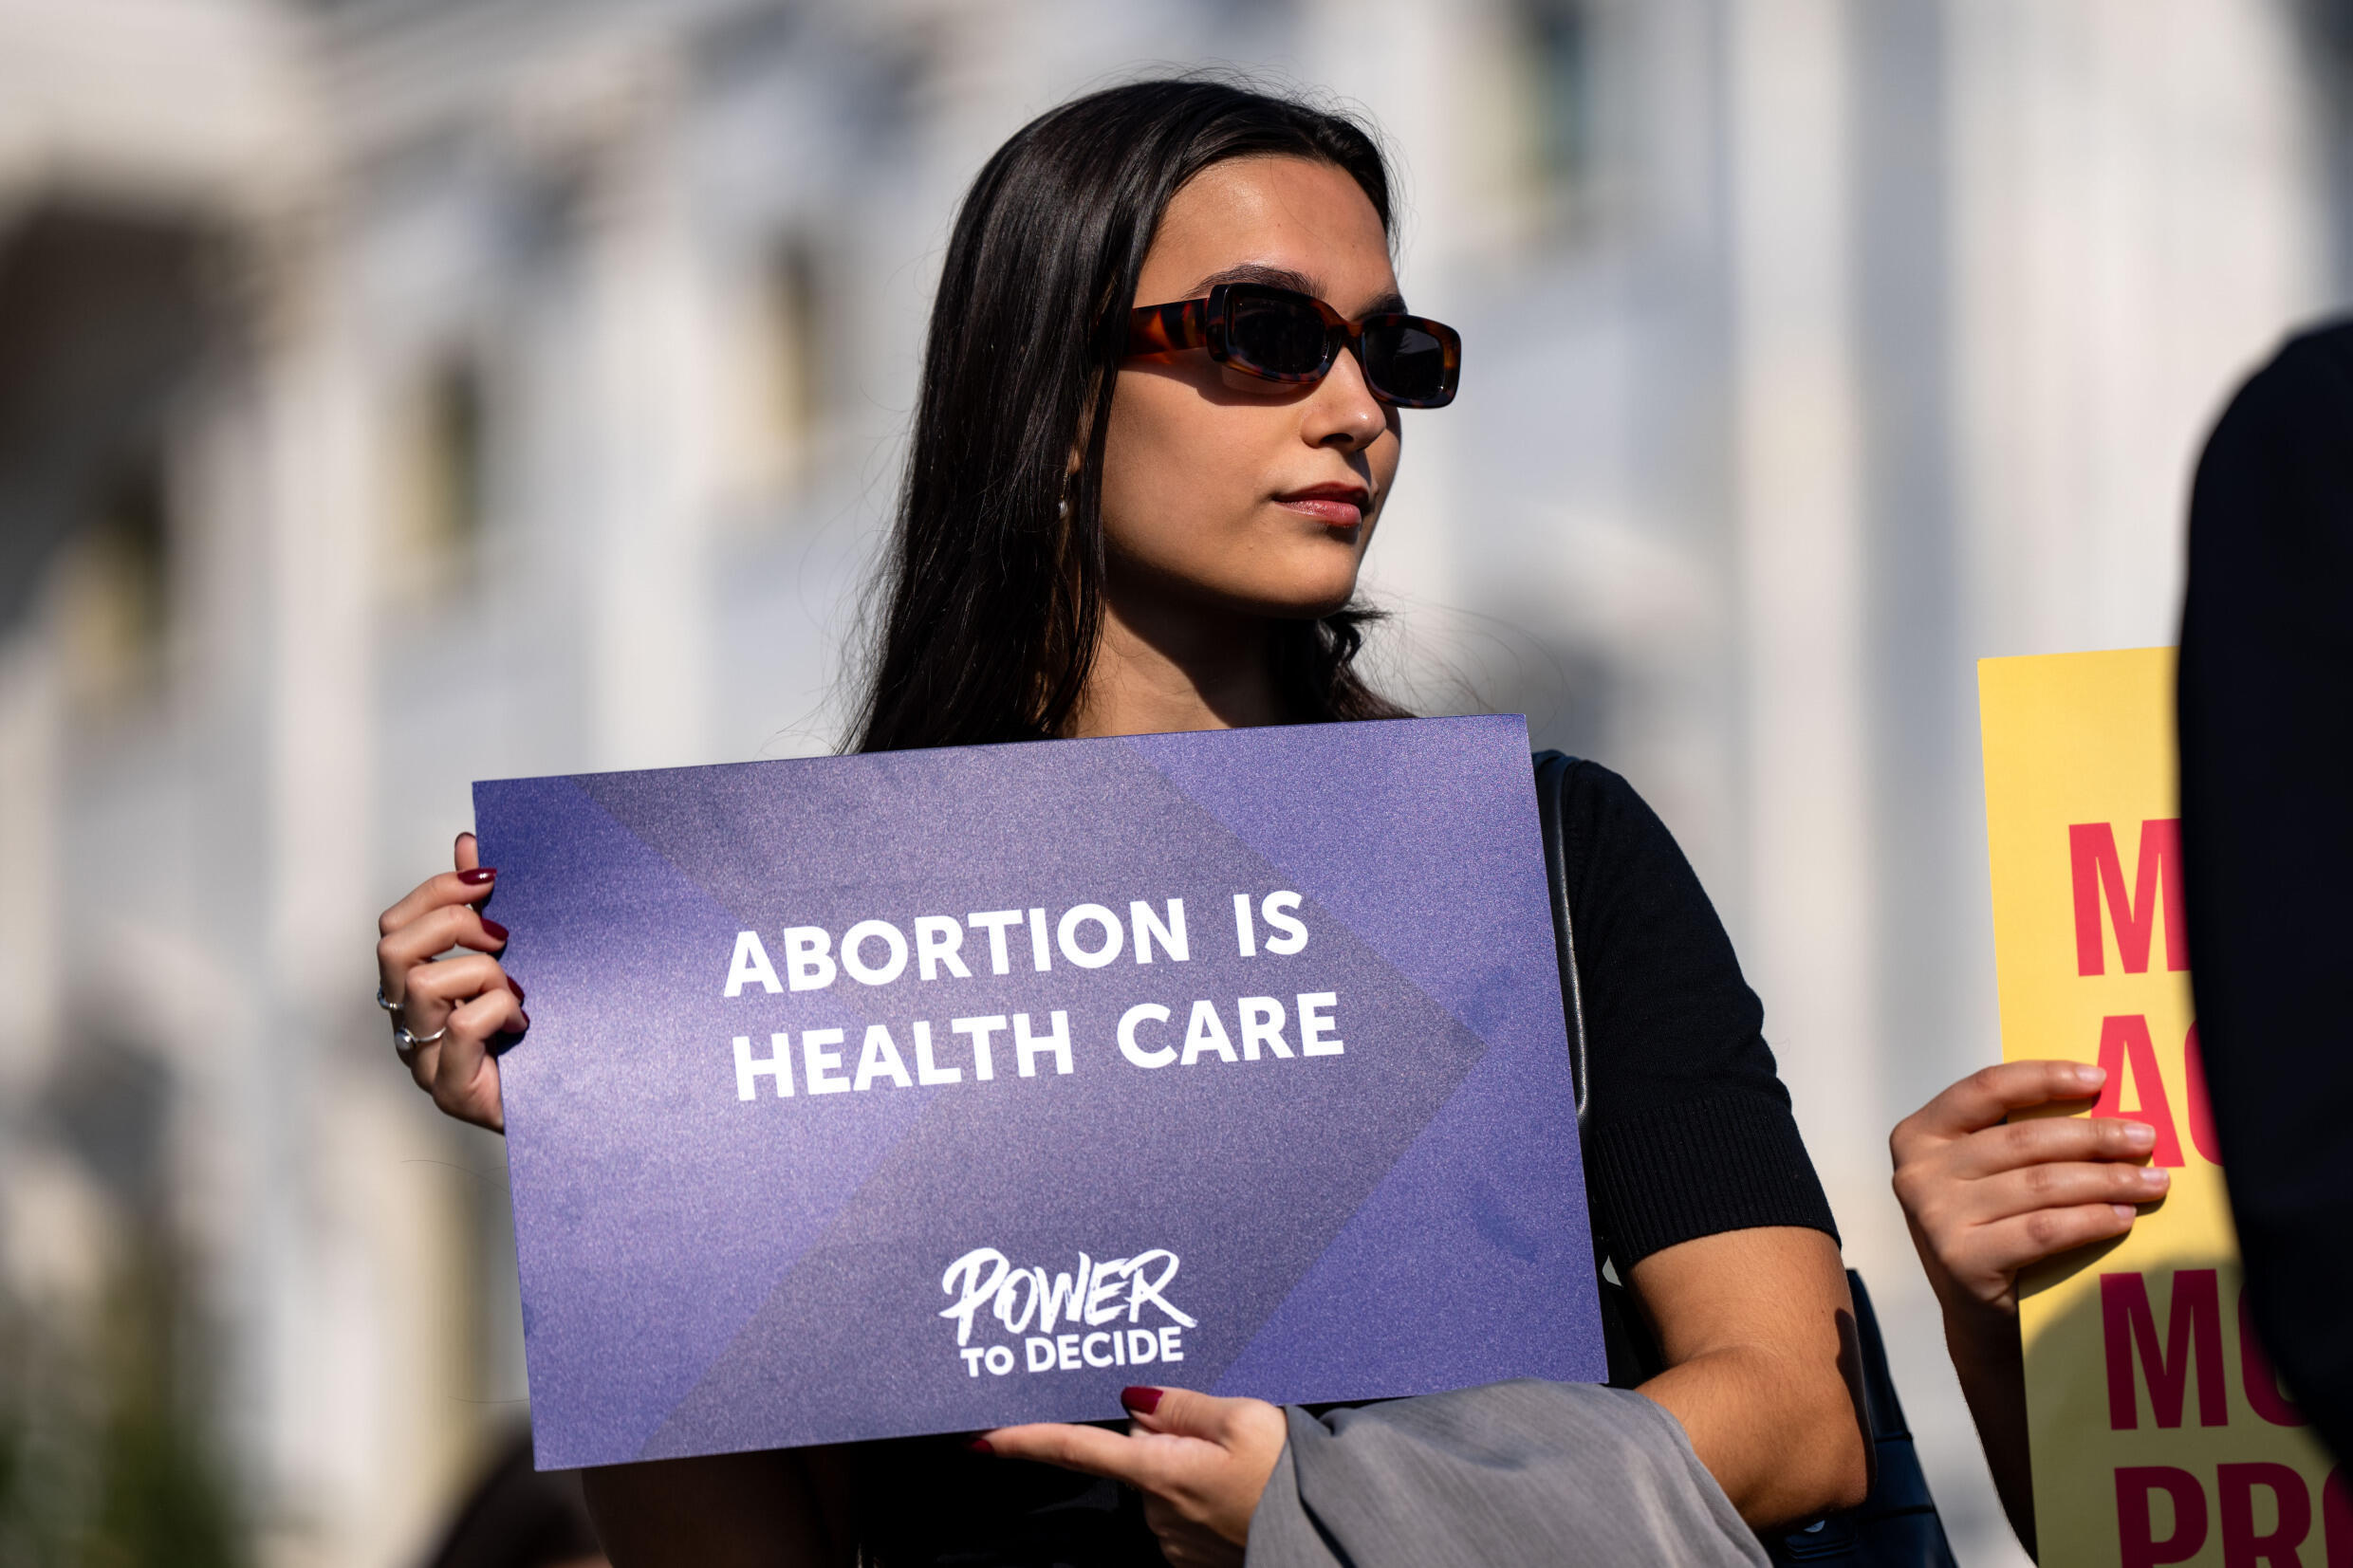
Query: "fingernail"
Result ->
[[517, 1010, 530, 1030], [2112, 1205, 2139, 1223], [2070, 1063, 2106, 1086], [458, 867, 497, 885], [967, 1438, 993, 1456], [480, 917, 510, 942], [510, 979, 527, 1004], [2122, 1121, 2156, 1147], [2140, 1166, 2170, 1188], [1120, 1386, 1161, 1414]]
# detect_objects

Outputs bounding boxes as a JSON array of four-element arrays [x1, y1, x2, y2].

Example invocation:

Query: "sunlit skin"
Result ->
[[371, 154, 1869, 1567], [1072, 154, 1399, 737], [1891, 1059, 2170, 1557]]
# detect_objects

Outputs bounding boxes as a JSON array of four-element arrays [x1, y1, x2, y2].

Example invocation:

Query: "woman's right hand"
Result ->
[[375, 830, 521, 1132], [1889, 1059, 2170, 1554], [1890, 1059, 2167, 1326]]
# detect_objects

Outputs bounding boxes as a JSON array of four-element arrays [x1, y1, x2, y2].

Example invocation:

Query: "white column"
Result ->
[[1949, 0, 2328, 663], [197, 210, 465, 1568], [234, 216, 372, 1567], [1299, 0, 1473, 698], [1726, 0, 1884, 1258], [573, 70, 717, 772], [173, 327, 282, 1543]]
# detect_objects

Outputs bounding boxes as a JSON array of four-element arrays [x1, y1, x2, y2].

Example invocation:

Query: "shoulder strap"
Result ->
[[1536, 748, 1663, 1387], [1532, 749, 1591, 1132]]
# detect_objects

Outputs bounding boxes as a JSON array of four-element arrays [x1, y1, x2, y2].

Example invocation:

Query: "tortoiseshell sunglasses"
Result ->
[[1124, 282, 1462, 409]]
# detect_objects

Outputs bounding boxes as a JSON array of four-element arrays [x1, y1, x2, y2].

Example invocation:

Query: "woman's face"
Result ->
[[1101, 156, 1404, 621]]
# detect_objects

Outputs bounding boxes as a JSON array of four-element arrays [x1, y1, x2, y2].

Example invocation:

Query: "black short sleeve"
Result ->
[[1556, 759, 1840, 1267]]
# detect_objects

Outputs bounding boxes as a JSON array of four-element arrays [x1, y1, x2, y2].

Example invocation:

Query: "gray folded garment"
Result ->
[[1245, 1380, 1769, 1568]]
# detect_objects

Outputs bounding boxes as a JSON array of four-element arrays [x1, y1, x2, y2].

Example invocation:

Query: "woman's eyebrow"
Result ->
[[1187, 262, 1320, 296], [1183, 264, 1409, 318]]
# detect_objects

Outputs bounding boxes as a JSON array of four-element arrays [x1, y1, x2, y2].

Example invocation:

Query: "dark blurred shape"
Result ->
[[57, 453, 176, 714], [0, 205, 216, 637], [46, 1028, 174, 1216], [766, 236, 826, 459], [1516, 0, 1598, 229], [424, 1430, 605, 1568], [5, 1024, 238, 1565], [851, 1430, 1160, 1568], [2178, 318, 2353, 1465], [2304, 0, 2353, 51], [2303, 2, 2353, 298], [419, 357, 488, 556], [0, 1229, 244, 1568], [86, 1240, 245, 1568]]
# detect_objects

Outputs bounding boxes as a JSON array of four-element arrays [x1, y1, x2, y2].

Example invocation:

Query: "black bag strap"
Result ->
[[1533, 749, 1659, 1388], [1532, 750, 1592, 1131]]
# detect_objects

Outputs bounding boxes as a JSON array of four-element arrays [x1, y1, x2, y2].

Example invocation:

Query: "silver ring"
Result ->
[[394, 1021, 448, 1054], [377, 984, 402, 1016]]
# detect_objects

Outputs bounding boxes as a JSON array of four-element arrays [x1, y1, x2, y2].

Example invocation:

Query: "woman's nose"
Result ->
[[1303, 350, 1386, 449]]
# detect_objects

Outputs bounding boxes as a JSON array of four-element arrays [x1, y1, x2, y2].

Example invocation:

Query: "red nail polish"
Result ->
[[458, 867, 497, 885], [517, 1010, 530, 1030], [510, 979, 527, 1004], [480, 917, 510, 942], [967, 1438, 993, 1455], [1120, 1386, 1161, 1414]]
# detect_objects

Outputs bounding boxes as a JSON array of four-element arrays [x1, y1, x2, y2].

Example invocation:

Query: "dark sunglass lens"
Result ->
[[1226, 295, 1329, 377], [1364, 322, 1449, 402]]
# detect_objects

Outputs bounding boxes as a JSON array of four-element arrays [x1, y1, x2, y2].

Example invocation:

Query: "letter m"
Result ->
[[2070, 820, 2188, 976], [2103, 1269, 2227, 1430]]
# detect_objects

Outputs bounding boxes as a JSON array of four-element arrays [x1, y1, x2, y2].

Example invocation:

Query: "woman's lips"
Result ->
[[1275, 491, 1369, 527]]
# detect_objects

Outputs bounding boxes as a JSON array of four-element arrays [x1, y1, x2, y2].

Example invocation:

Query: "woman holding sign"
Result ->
[[375, 79, 1867, 1566]]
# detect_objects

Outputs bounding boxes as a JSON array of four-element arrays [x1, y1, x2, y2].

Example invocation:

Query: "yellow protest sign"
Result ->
[[1980, 646, 2344, 1567]]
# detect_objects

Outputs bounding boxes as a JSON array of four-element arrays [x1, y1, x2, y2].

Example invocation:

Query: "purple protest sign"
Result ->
[[473, 714, 1603, 1467]]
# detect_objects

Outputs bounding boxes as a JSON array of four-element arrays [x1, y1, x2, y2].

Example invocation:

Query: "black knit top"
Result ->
[[1551, 757, 1840, 1266]]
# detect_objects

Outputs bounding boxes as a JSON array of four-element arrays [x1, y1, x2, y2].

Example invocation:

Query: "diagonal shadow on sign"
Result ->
[[1122, 721, 1603, 1395], [478, 776, 934, 1468]]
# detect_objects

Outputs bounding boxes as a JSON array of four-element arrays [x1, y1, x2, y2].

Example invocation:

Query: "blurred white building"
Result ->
[[0, 1, 2344, 1562]]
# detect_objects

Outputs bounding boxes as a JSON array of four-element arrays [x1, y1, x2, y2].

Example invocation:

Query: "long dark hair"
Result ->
[[850, 78, 1411, 754]]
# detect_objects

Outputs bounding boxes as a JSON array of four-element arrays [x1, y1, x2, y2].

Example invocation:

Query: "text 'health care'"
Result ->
[[721, 892, 1349, 1104]]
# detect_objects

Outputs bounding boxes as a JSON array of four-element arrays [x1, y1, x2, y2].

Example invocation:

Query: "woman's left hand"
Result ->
[[980, 1386, 1287, 1568]]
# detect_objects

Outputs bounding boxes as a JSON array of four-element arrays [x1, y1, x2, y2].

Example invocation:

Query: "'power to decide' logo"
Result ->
[[939, 1247, 1197, 1378]]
